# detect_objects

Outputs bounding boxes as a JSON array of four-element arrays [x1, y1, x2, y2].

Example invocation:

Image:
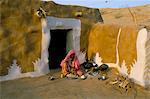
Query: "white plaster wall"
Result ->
[[41, 16, 81, 71], [45, 16, 81, 51], [66, 30, 73, 52], [40, 18, 50, 74]]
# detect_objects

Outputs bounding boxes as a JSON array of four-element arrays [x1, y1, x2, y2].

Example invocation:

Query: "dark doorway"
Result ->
[[48, 29, 71, 69]]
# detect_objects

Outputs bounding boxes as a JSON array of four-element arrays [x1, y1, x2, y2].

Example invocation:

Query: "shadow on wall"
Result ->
[[80, 21, 94, 52]]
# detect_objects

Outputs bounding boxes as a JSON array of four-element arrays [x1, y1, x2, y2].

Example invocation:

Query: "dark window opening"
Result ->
[[48, 29, 71, 69]]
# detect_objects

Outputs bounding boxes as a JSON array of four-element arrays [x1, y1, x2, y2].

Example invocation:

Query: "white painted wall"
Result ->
[[129, 28, 148, 86], [41, 16, 81, 71], [66, 30, 74, 52]]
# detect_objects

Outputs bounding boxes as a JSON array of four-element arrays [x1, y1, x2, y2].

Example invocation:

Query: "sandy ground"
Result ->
[[0, 68, 150, 99], [100, 5, 150, 28]]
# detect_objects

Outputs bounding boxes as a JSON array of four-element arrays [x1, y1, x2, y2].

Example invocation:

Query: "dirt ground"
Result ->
[[0, 68, 150, 99], [100, 5, 150, 28]]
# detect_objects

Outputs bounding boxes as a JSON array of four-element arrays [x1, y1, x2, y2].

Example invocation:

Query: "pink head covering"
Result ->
[[60, 49, 80, 70]]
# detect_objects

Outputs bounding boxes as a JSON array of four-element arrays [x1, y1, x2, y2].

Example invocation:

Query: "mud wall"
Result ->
[[0, 0, 103, 75], [40, 1, 103, 50], [88, 23, 138, 67], [0, 0, 41, 75]]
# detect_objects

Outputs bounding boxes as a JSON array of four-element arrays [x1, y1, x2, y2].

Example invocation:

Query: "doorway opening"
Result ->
[[40, 17, 81, 75], [48, 29, 72, 69]]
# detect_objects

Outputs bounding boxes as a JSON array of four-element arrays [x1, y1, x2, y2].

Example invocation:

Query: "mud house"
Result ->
[[88, 24, 150, 87], [0, 0, 149, 88], [0, 0, 103, 79]]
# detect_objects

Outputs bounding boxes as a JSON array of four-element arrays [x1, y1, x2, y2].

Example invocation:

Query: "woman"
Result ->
[[60, 49, 85, 79]]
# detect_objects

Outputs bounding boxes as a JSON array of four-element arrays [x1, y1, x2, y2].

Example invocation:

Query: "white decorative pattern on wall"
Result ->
[[0, 59, 22, 81], [94, 52, 103, 66]]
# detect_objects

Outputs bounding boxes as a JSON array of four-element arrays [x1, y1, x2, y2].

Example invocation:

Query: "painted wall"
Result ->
[[88, 23, 137, 67], [127, 28, 150, 87], [89, 24, 150, 87]]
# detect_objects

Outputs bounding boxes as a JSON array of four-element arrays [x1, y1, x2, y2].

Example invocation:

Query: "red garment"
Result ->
[[60, 49, 80, 70]]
